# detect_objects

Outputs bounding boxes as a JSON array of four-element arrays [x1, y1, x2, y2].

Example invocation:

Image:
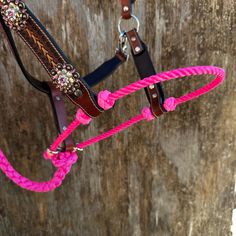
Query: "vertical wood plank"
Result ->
[[0, 0, 235, 235]]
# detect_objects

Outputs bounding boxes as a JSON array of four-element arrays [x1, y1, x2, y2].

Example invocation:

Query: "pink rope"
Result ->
[[0, 150, 78, 192], [101, 66, 225, 109], [0, 66, 225, 192], [77, 107, 155, 149]]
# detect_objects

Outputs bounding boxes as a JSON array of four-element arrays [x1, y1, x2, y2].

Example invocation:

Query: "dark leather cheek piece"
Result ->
[[126, 29, 166, 117], [47, 82, 74, 151]]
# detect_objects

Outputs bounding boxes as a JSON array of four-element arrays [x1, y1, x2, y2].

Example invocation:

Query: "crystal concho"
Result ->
[[0, 0, 29, 31], [51, 63, 82, 96]]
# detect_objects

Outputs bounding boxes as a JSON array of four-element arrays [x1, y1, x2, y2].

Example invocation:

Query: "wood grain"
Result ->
[[0, 0, 235, 235]]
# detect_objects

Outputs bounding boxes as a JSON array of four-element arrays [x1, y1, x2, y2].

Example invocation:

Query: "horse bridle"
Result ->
[[0, 0, 225, 192]]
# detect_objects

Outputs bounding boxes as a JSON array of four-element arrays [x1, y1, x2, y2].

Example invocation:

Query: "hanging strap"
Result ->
[[126, 29, 165, 117]]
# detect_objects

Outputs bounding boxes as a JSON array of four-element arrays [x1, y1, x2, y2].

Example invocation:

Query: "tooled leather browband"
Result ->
[[0, 0, 102, 118]]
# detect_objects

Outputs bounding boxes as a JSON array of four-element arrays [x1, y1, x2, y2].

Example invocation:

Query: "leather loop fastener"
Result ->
[[126, 29, 166, 117], [120, 0, 136, 20]]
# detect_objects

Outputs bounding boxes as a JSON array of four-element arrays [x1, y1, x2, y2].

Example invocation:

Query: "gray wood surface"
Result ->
[[0, 0, 235, 235]]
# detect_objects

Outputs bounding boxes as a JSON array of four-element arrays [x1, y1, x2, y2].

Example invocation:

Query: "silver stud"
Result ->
[[74, 90, 83, 97], [149, 85, 155, 90], [123, 6, 129, 12], [56, 96, 61, 101], [63, 126, 67, 131], [135, 47, 141, 53], [131, 37, 136, 42], [152, 94, 158, 99]]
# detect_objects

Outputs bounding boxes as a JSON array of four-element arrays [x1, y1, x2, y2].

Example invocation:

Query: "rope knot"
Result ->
[[51, 152, 78, 168], [141, 107, 155, 121], [164, 97, 177, 112], [98, 90, 115, 110], [76, 109, 92, 125]]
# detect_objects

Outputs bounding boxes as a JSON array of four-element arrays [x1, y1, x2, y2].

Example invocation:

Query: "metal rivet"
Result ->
[[152, 94, 158, 99], [149, 85, 155, 90], [131, 37, 136, 42], [135, 47, 141, 53], [63, 126, 67, 131], [74, 90, 83, 97], [56, 96, 61, 101], [123, 6, 129, 12]]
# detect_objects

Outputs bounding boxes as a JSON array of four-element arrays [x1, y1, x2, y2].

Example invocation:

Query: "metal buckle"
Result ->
[[116, 31, 129, 56]]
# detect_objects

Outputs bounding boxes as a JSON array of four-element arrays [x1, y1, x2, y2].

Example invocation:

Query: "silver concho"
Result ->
[[51, 63, 82, 96], [0, 0, 29, 31]]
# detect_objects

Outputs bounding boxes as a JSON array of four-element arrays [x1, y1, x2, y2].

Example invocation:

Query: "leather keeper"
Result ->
[[120, 0, 136, 20], [126, 29, 144, 55]]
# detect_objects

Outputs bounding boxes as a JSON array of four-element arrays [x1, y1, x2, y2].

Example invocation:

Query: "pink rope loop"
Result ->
[[0, 149, 78, 192], [98, 90, 115, 110], [164, 97, 177, 112], [141, 107, 155, 121], [76, 109, 92, 125]]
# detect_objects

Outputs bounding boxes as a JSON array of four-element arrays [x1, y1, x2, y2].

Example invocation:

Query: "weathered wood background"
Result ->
[[0, 0, 235, 235]]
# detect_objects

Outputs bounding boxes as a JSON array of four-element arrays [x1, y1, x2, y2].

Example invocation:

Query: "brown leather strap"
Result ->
[[47, 82, 74, 151], [126, 29, 165, 117], [120, 0, 136, 20]]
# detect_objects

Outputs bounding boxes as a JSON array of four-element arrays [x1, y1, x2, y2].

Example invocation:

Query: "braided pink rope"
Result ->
[[77, 107, 155, 149], [0, 66, 225, 192], [0, 150, 78, 192]]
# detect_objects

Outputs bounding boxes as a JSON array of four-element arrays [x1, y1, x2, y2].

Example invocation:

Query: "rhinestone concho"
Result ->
[[51, 63, 82, 96], [0, 0, 29, 31]]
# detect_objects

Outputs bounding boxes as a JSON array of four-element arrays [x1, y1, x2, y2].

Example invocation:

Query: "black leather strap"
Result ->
[[0, 14, 49, 93], [83, 51, 126, 87]]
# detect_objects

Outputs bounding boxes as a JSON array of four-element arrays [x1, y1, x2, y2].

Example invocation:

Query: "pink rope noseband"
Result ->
[[0, 66, 225, 192]]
